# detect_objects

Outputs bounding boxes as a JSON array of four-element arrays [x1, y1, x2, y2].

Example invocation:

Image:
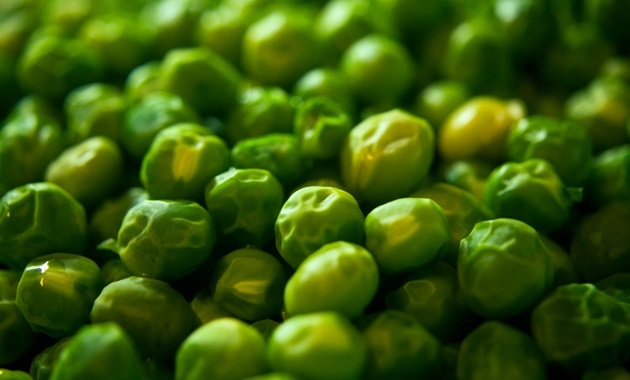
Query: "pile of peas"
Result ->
[[1, 0, 630, 379]]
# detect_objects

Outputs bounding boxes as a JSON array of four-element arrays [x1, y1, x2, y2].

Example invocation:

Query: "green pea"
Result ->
[[89, 187, 147, 246], [386, 261, 478, 343], [242, 8, 320, 88], [158, 47, 242, 116], [284, 241, 378, 318], [540, 234, 581, 287], [442, 159, 495, 201], [531, 283, 630, 372], [211, 248, 288, 321], [175, 318, 267, 380], [458, 218, 554, 319], [223, 86, 294, 146], [112, 199, 216, 282], [507, 115, 594, 186], [100, 258, 132, 285], [16, 253, 103, 339], [457, 321, 546, 380], [141, 123, 231, 201], [293, 96, 353, 161], [205, 168, 284, 248], [415, 80, 471, 131], [365, 197, 450, 274], [0, 302, 33, 367], [243, 373, 299, 380], [0, 370, 32, 380], [293, 68, 356, 116], [0, 271, 20, 302], [64, 83, 127, 144], [340, 109, 434, 205], [190, 287, 235, 325], [124, 61, 162, 103], [90, 276, 198, 362], [585, 144, 630, 207], [122, 91, 199, 161], [29, 338, 70, 380], [49, 322, 145, 380], [275, 186, 365, 268], [0, 182, 87, 271], [251, 319, 280, 341], [231, 133, 304, 189], [361, 310, 442, 379], [596, 273, 630, 308], [483, 158, 581, 233], [340, 34, 414, 106], [45, 136, 124, 208], [196, 5, 249, 67], [267, 312, 367, 380]]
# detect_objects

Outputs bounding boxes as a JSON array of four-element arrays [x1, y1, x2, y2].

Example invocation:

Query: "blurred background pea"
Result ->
[[0, 302, 33, 368], [585, 144, 630, 207], [441, 159, 495, 201], [29, 337, 70, 380], [293, 67, 356, 117], [123, 61, 162, 103], [414, 80, 470, 132]]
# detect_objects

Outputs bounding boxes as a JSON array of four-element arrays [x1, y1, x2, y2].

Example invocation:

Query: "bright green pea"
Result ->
[[0, 182, 87, 271], [223, 86, 294, 146], [585, 144, 630, 207], [231, 133, 304, 189], [340, 34, 414, 106], [483, 158, 581, 233], [341, 109, 435, 205], [90, 276, 198, 362], [124, 61, 162, 103], [45, 136, 124, 208], [122, 91, 199, 160], [275, 186, 365, 268], [284, 241, 379, 318], [458, 218, 554, 319], [49, 322, 145, 380], [196, 6, 247, 67], [267, 312, 367, 380], [64, 83, 127, 144], [175, 318, 267, 380], [365, 197, 450, 274], [293, 96, 353, 161], [361, 310, 442, 380], [531, 283, 630, 372], [159, 47, 242, 116], [386, 261, 478, 343], [141, 123, 231, 201], [16, 253, 103, 339], [293, 68, 356, 116], [211, 248, 288, 321], [415, 80, 471, 130], [0, 302, 33, 367], [205, 168, 284, 248], [457, 321, 546, 380], [0, 370, 32, 380], [112, 199, 216, 282]]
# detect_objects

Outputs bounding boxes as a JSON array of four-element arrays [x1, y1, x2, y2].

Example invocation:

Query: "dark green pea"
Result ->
[[458, 218, 554, 319], [284, 241, 378, 319], [386, 261, 478, 343], [267, 312, 367, 380], [293, 96, 352, 161], [158, 47, 242, 116], [243, 373, 299, 380], [340, 34, 414, 106], [175, 318, 267, 380], [458, 321, 546, 380], [293, 68, 356, 116], [0, 302, 33, 366], [415, 80, 470, 131], [251, 319, 279, 341], [100, 258, 132, 285], [113, 199, 216, 282], [231, 133, 304, 189], [442, 159, 495, 201], [275, 186, 365, 268], [365, 198, 450, 274], [211, 248, 287, 321], [540, 234, 581, 287], [0, 370, 32, 380], [570, 201, 630, 282], [124, 61, 162, 103], [29, 338, 70, 380], [122, 91, 199, 161], [16, 253, 103, 339], [223, 86, 294, 145], [566, 76, 630, 152], [141, 123, 231, 201], [582, 366, 630, 380], [531, 283, 630, 372], [49, 322, 144, 380], [0, 54, 20, 120], [89, 187, 147, 245], [0, 183, 87, 271], [90, 276, 198, 362], [585, 144, 630, 207], [190, 287, 235, 325], [507, 115, 594, 186], [17, 34, 103, 101], [584, 0, 630, 52], [205, 168, 284, 248], [45, 136, 124, 208], [410, 182, 492, 266], [242, 8, 320, 88], [484, 158, 580, 233], [64, 83, 127, 144], [596, 273, 630, 307], [361, 310, 442, 380], [340, 109, 434, 205], [0, 271, 20, 302]]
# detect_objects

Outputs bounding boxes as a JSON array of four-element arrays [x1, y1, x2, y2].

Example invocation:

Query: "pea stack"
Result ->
[[1, 0, 630, 379]]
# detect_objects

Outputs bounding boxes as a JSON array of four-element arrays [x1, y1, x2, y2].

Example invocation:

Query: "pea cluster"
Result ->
[[1, 0, 630, 379]]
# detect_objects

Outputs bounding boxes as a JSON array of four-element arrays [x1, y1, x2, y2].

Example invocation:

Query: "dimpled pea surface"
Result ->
[[275, 186, 365, 268]]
